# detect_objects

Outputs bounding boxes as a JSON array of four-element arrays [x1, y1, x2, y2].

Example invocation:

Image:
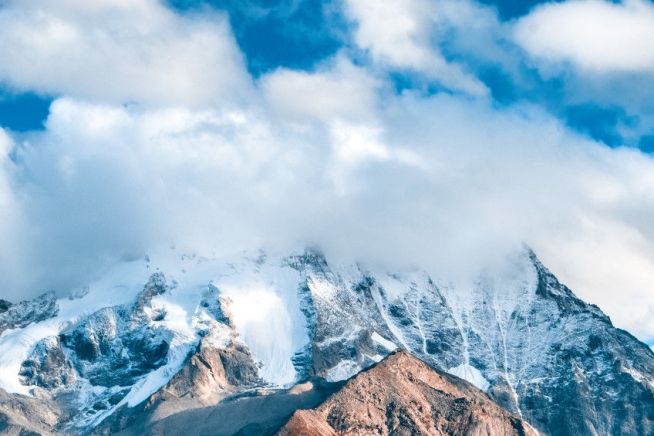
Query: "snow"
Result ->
[[326, 360, 360, 382], [0, 255, 157, 396], [368, 278, 410, 349], [0, 245, 316, 414], [0, 245, 618, 435], [447, 363, 491, 391], [371, 331, 397, 351], [215, 259, 309, 387]]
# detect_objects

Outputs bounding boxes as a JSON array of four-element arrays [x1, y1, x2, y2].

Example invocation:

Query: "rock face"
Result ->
[[89, 325, 262, 435], [19, 336, 75, 389], [0, 386, 59, 436], [284, 248, 654, 436], [18, 274, 171, 391], [0, 291, 59, 336], [278, 350, 537, 436]]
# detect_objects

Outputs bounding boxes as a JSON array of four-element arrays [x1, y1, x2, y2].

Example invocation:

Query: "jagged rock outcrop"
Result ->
[[0, 291, 59, 336], [161, 331, 259, 401], [18, 274, 171, 395], [19, 336, 75, 389], [285, 250, 399, 380], [90, 323, 261, 435], [277, 350, 537, 436]]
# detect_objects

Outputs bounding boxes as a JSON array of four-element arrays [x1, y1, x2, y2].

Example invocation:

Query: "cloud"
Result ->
[[343, 0, 489, 96], [514, 0, 654, 74], [259, 56, 379, 122], [1, 0, 654, 345], [0, 0, 251, 106], [4, 87, 654, 342]]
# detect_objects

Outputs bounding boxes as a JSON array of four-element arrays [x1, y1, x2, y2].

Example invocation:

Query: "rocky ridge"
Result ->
[[0, 291, 59, 337], [278, 349, 537, 436]]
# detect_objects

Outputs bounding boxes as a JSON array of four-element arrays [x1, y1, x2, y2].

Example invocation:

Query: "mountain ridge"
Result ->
[[0, 246, 653, 435]]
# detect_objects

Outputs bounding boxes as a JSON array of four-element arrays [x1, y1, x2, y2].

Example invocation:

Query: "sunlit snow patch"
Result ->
[[447, 363, 490, 391]]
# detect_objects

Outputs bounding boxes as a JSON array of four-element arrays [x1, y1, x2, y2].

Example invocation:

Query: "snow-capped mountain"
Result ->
[[0, 246, 653, 435]]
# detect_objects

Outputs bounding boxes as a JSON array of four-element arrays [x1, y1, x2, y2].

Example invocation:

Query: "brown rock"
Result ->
[[277, 350, 537, 436]]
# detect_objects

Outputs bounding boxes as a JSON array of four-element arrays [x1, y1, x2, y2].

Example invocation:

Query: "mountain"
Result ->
[[277, 349, 536, 436], [0, 246, 653, 435]]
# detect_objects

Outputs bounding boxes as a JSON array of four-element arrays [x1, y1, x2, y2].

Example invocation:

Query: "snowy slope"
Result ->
[[0, 247, 314, 432]]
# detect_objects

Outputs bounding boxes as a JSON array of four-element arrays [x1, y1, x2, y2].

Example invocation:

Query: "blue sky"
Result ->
[[0, 0, 654, 343]]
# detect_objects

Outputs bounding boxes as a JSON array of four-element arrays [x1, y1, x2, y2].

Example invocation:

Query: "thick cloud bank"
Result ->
[[0, 0, 653, 343]]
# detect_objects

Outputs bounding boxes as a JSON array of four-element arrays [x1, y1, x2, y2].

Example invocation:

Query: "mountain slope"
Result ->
[[0, 246, 653, 435], [277, 349, 537, 436]]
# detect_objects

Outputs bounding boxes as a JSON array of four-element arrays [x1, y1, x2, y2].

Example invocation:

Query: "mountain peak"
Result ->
[[278, 349, 537, 436]]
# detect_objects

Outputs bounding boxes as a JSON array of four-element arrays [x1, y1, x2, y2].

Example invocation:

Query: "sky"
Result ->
[[0, 0, 654, 345]]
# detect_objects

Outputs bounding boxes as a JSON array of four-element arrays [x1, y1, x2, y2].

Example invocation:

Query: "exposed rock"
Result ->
[[135, 272, 167, 311], [90, 326, 260, 435], [58, 305, 169, 387], [0, 299, 11, 314], [0, 386, 59, 435], [288, 248, 654, 436], [19, 336, 75, 389], [162, 333, 259, 402], [0, 291, 59, 336], [199, 283, 233, 328], [286, 249, 400, 380], [108, 379, 345, 436], [3, 247, 654, 436], [277, 350, 536, 436]]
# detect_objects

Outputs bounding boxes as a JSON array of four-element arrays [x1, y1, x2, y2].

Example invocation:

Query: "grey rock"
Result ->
[[279, 247, 654, 436], [4, 247, 654, 436], [58, 306, 169, 388], [0, 291, 59, 336], [19, 336, 75, 389]]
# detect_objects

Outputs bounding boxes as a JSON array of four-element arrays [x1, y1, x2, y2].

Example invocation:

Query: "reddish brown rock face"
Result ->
[[278, 350, 537, 436]]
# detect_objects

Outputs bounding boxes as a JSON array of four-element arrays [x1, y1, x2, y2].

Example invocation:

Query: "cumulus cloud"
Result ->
[[0, 0, 251, 106], [514, 0, 654, 73], [343, 0, 489, 96], [260, 56, 380, 122], [1, 0, 654, 345]]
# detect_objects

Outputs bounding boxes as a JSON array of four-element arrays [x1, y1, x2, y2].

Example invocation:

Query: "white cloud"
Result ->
[[0, 0, 654, 347], [514, 0, 654, 73], [343, 0, 489, 96], [0, 129, 30, 297], [0, 0, 251, 106], [260, 56, 380, 122]]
